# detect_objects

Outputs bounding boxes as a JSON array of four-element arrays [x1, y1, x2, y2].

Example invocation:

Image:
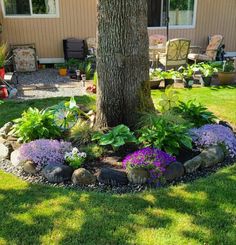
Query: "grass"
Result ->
[[0, 165, 235, 245], [152, 85, 236, 126], [0, 86, 235, 244]]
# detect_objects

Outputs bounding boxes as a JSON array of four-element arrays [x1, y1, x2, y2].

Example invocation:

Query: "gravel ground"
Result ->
[[0, 157, 235, 194], [12, 69, 89, 100]]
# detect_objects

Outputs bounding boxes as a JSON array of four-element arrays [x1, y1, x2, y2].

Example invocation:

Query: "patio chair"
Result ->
[[188, 35, 224, 63], [11, 44, 38, 72], [158, 38, 191, 70]]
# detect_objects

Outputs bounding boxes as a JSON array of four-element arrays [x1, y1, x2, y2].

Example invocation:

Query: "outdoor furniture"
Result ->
[[11, 44, 38, 72], [158, 38, 191, 70], [188, 35, 224, 62], [63, 38, 86, 60]]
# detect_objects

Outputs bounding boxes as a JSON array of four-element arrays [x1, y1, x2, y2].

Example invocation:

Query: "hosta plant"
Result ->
[[92, 124, 137, 150], [123, 147, 176, 184], [11, 107, 61, 142], [175, 100, 217, 127], [138, 117, 192, 156]]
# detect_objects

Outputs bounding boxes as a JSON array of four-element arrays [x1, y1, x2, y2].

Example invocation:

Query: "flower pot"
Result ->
[[164, 79, 174, 88], [201, 76, 212, 87], [0, 67, 5, 80], [150, 79, 161, 89], [218, 72, 235, 84], [0, 85, 8, 99], [58, 68, 67, 76], [183, 78, 194, 88]]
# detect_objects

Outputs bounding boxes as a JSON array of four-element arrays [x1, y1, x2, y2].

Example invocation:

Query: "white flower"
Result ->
[[72, 147, 79, 154]]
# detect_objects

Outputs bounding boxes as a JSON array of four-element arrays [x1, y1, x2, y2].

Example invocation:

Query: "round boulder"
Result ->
[[42, 164, 73, 183], [72, 168, 96, 185], [0, 143, 9, 160], [10, 149, 23, 167], [127, 168, 150, 184], [163, 162, 185, 182], [23, 160, 37, 175]]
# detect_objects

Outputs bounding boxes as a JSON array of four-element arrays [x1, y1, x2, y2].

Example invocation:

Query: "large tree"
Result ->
[[96, 0, 155, 128]]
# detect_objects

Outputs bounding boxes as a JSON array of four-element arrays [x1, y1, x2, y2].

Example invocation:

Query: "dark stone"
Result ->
[[72, 168, 96, 185], [127, 168, 149, 184], [42, 164, 73, 183], [218, 120, 233, 131], [97, 168, 128, 186], [164, 162, 185, 181], [184, 155, 202, 173]]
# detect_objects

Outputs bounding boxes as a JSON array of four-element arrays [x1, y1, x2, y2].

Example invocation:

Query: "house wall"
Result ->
[[0, 0, 235, 60]]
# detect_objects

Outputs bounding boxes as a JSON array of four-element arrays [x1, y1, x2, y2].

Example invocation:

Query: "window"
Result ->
[[2, 0, 58, 17], [148, 0, 196, 28]]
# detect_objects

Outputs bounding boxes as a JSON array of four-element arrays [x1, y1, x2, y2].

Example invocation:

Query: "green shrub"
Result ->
[[12, 107, 61, 142], [175, 100, 217, 127], [138, 117, 192, 155], [92, 124, 137, 150], [80, 143, 105, 161], [69, 119, 94, 146]]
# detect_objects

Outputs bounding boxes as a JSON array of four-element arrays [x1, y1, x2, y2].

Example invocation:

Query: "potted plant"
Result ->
[[179, 65, 194, 88], [218, 60, 235, 84], [67, 58, 79, 79], [0, 43, 8, 80], [56, 63, 68, 76], [149, 68, 162, 89], [199, 63, 217, 87]]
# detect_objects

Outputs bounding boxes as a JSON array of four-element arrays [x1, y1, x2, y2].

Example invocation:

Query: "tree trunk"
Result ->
[[96, 0, 155, 128]]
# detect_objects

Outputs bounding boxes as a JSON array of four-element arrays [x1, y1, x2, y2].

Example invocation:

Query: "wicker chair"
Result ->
[[188, 35, 224, 62], [158, 38, 191, 70]]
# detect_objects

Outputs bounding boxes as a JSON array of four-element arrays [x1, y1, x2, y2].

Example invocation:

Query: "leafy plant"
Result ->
[[199, 63, 217, 77], [69, 119, 94, 146], [138, 117, 192, 155], [55, 63, 67, 69], [64, 147, 87, 169], [80, 143, 105, 161], [175, 100, 217, 127], [92, 124, 137, 150], [158, 86, 179, 112], [0, 43, 8, 68], [12, 108, 61, 142], [221, 60, 235, 72]]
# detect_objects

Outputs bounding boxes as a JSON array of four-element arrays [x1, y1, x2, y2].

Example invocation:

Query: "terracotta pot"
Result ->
[[218, 72, 235, 84], [0, 85, 8, 99], [0, 67, 5, 80], [59, 68, 67, 76]]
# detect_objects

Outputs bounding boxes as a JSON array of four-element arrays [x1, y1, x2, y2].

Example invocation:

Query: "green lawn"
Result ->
[[0, 86, 236, 244], [0, 165, 235, 245], [152, 85, 236, 126]]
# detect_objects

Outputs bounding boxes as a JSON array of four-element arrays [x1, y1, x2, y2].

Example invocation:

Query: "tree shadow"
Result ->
[[0, 165, 235, 244]]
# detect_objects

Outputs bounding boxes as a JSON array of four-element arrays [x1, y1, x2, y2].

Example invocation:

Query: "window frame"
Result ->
[[1, 0, 60, 18], [148, 0, 198, 30]]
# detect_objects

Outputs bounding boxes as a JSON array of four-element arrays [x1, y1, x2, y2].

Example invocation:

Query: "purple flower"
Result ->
[[190, 124, 236, 158], [123, 147, 176, 184], [18, 139, 72, 170]]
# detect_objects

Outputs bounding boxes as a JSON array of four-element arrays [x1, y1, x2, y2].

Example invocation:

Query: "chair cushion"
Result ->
[[188, 53, 212, 61]]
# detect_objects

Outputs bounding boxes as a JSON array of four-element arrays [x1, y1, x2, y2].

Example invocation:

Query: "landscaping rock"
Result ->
[[10, 149, 22, 167], [164, 162, 185, 181], [42, 164, 73, 183], [0, 143, 9, 160], [184, 145, 225, 173], [127, 168, 150, 184], [200, 145, 225, 168], [23, 160, 37, 174], [97, 168, 128, 186], [0, 122, 13, 138], [184, 155, 202, 173], [72, 168, 96, 185]]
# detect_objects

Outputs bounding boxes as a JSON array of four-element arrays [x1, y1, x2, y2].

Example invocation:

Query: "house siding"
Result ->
[[0, 0, 235, 59]]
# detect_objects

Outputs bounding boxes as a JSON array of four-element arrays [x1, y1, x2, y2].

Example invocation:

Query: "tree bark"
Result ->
[[96, 0, 155, 128]]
